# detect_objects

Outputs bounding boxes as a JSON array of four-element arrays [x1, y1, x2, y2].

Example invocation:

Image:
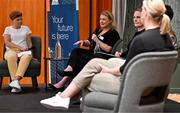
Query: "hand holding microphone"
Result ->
[[91, 34, 99, 43]]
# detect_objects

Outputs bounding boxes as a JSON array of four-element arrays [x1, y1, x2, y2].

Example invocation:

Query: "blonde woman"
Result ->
[[49, 10, 120, 90]]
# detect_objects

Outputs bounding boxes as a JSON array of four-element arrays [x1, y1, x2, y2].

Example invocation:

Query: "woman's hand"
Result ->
[[114, 51, 122, 58], [20, 47, 28, 51], [91, 34, 99, 43], [74, 40, 90, 46], [73, 40, 84, 46]]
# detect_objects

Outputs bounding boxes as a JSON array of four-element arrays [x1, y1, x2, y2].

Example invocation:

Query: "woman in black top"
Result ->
[[40, 0, 174, 110], [50, 10, 120, 90], [120, 0, 175, 73]]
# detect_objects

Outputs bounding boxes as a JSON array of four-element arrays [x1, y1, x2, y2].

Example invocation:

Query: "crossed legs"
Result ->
[[40, 58, 125, 109], [4, 49, 32, 92]]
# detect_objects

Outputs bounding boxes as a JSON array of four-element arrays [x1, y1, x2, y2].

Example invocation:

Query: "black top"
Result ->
[[120, 28, 174, 73], [121, 29, 145, 59], [88, 28, 120, 53]]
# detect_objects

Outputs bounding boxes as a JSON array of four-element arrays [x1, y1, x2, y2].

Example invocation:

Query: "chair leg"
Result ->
[[0, 77, 3, 89], [32, 77, 38, 89], [9, 77, 12, 83]]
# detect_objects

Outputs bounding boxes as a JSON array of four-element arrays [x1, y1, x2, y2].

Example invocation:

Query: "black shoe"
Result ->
[[48, 83, 65, 91], [57, 70, 74, 77]]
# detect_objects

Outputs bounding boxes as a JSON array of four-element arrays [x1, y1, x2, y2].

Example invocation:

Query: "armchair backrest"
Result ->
[[31, 36, 42, 62], [115, 50, 178, 113], [111, 39, 123, 54]]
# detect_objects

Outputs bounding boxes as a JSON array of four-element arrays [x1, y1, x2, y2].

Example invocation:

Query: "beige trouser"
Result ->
[[4, 49, 32, 80], [73, 58, 125, 94]]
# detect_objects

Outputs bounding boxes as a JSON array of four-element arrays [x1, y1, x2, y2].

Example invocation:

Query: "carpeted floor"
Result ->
[[0, 85, 81, 113], [0, 85, 180, 113]]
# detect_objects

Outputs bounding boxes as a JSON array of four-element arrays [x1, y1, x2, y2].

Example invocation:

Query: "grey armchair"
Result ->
[[82, 50, 178, 113], [0, 36, 41, 89]]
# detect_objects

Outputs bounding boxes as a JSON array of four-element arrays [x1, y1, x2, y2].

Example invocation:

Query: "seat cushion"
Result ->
[[0, 59, 40, 77], [0, 59, 40, 69], [27, 59, 41, 69], [84, 92, 117, 110], [0, 60, 7, 68]]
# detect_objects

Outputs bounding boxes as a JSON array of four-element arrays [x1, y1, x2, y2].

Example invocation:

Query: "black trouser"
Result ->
[[67, 48, 94, 76]]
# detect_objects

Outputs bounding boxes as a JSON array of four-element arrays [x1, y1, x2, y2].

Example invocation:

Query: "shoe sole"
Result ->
[[40, 103, 68, 110], [9, 85, 21, 91], [11, 88, 22, 93]]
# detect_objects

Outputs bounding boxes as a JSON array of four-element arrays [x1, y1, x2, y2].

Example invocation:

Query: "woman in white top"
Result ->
[[3, 10, 32, 93]]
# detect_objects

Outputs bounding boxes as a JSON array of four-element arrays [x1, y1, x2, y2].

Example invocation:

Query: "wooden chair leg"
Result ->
[[32, 77, 38, 89], [0, 77, 3, 89]]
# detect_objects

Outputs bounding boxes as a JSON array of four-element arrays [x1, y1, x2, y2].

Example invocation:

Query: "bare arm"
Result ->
[[97, 40, 112, 52], [26, 34, 32, 49], [92, 34, 112, 52], [4, 34, 25, 51]]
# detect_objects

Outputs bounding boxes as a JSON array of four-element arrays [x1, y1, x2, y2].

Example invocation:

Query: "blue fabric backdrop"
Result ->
[[48, 0, 79, 83]]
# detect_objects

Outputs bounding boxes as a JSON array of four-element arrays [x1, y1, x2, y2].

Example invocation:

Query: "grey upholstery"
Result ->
[[0, 36, 41, 89], [176, 47, 180, 63], [82, 51, 178, 113]]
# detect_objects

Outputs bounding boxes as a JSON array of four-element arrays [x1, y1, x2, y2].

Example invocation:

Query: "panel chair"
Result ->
[[0, 36, 42, 89], [82, 50, 178, 113]]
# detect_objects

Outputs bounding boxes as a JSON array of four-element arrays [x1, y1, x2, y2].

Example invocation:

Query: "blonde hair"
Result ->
[[100, 10, 116, 29], [160, 14, 170, 35], [143, 0, 170, 35]]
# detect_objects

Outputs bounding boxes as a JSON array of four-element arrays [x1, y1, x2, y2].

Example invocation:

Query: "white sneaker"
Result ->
[[40, 92, 70, 110], [9, 80, 21, 90], [11, 88, 22, 93]]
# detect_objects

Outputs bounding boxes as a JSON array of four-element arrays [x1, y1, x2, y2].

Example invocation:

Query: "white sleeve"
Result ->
[[25, 26, 32, 35], [2, 27, 10, 37]]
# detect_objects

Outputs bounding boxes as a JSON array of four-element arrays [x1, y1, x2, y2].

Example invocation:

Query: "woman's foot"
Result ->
[[51, 76, 70, 91], [48, 83, 65, 91], [57, 70, 74, 77], [40, 92, 70, 110], [57, 65, 74, 77], [9, 80, 22, 93]]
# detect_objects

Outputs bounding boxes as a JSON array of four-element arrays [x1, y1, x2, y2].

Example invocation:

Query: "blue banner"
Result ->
[[48, 0, 79, 83]]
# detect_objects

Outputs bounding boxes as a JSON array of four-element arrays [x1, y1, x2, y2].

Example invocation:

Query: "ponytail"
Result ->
[[160, 14, 170, 35]]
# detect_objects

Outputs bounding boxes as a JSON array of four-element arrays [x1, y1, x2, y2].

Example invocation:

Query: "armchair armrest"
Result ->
[[94, 52, 116, 60]]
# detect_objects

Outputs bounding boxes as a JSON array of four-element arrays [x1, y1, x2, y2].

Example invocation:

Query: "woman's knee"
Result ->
[[5, 52, 17, 60], [88, 73, 120, 94]]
